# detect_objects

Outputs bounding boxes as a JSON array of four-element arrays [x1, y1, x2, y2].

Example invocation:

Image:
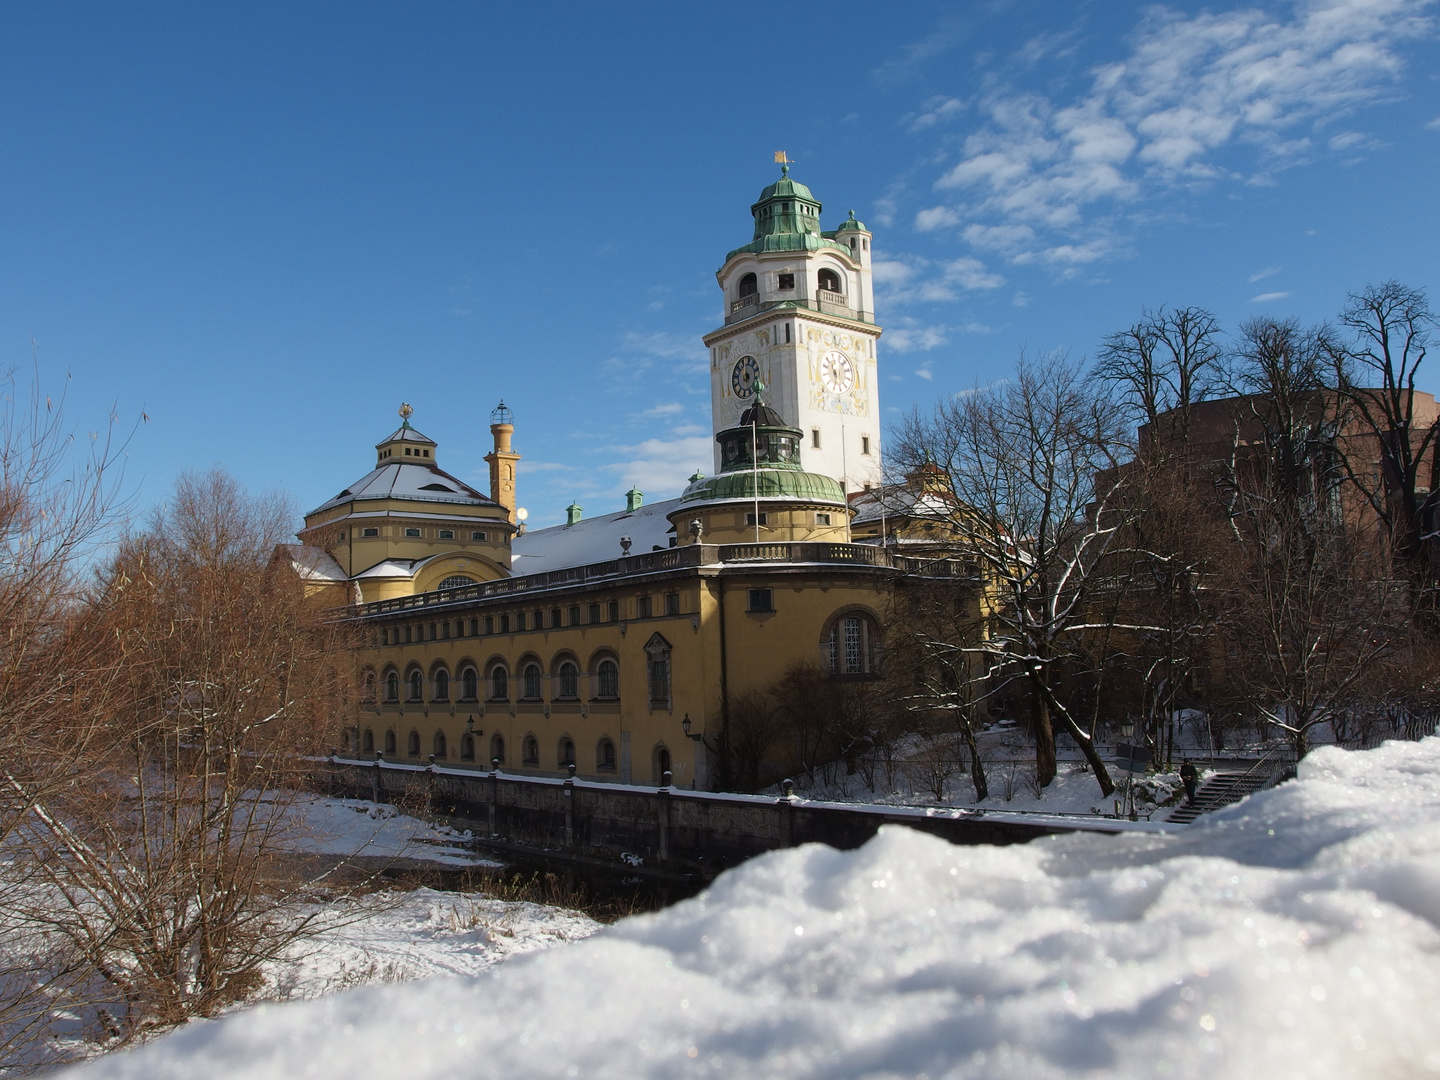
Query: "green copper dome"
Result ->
[[680, 468, 847, 506], [834, 209, 868, 232], [725, 167, 853, 262]]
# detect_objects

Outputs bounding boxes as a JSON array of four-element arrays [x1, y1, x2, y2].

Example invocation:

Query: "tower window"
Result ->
[[748, 589, 774, 613], [812, 429, 821, 449], [816, 512, 832, 526], [861, 435, 871, 456], [817, 268, 841, 293], [438, 529, 454, 539], [362, 527, 379, 537], [405, 528, 421, 538], [738, 272, 758, 298], [471, 531, 487, 541], [745, 512, 768, 526], [777, 272, 795, 290]]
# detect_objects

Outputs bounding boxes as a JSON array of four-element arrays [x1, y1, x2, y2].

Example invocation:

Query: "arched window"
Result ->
[[824, 613, 879, 675], [559, 738, 575, 767], [385, 671, 400, 702], [522, 663, 542, 701], [556, 661, 579, 700], [433, 669, 450, 702], [460, 667, 479, 702], [644, 633, 672, 710], [817, 268, 842, 294], [489, 665, 509, 701], [438, 575, 475, 590], [595, 658, 619, 700], [362, 728, 374, 753], [597, 737, 617, 771], [490, 733, 506, 765], [522, 735, 539, 766], [406, 730, 420, 756], [433, 730, 448, 758], [737, 272, 758, 298], [361, 670, 377, 703], [407, 669, 424, 702], [653, 744, 672, 783], [384, 730, 397, 754], [460, 732, 475, 761]]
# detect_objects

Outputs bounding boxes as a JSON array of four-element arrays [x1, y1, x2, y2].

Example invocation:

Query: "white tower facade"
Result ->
[[702, 170, 882, 495]]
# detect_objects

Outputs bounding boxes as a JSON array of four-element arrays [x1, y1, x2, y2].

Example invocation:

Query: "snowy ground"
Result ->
[[268, 888, 600, 1000], [272, 793, 499, 867], [66, 735, 1440, 1079]]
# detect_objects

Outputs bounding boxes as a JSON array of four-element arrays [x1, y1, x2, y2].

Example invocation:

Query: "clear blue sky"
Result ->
[[3, 1, 1437, 529]]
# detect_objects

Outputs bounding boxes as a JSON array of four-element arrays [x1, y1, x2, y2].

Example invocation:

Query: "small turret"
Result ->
[[625, 487, 644, 512], [484, 400, 521, 522], [375, 402, 438, 466]]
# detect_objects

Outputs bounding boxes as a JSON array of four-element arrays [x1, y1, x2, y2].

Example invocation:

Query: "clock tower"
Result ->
[[702, 168, 882, 494]]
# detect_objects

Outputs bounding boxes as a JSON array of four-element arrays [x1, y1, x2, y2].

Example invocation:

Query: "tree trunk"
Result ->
[[1030, 683, 1057, 787], [965, 728, 988, 801]]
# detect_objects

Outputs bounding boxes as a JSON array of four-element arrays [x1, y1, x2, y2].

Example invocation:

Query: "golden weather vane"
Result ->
[[398, 402, 413, 422], [774, 150, 795, 171]]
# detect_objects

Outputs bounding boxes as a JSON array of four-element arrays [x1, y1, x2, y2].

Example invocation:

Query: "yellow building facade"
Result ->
[[293, 171, 958, 789]]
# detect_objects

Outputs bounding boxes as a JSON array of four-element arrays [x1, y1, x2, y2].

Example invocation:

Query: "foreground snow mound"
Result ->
[[71, 738, 1440, 1079]]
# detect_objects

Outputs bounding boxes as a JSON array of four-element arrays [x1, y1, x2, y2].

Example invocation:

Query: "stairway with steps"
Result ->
[[1166, 771, 1272, 824]]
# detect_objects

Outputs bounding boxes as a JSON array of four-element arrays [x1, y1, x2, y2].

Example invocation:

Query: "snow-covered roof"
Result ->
[[279, 544, 349, 582], [511, 497, 682, 576], [353, 558, 425, 580], [310, 462, 493, 515], [849, 482, 954, 526]]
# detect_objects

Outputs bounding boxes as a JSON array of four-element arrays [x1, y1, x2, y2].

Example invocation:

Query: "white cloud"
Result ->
[[906, 95, 966, 132], [1427, 116, 1440, 130], [944, 256, 1005, 290], [1248, 265, 1282, 282], [1250, 290, 1292, 303], [915, 205, 963, 231], [620, 330, 702, 360], [1012, 290, 1032, 307], [641, 402, 686, 418], [600, 434, 715, 499], [870, 259, 917, 286], [920, 0, 1434, 266], [887, 326, 950, 352], [914, 365, 934, 380]]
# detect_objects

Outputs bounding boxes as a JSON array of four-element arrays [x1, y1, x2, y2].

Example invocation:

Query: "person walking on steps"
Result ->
[[1180, 760, 1199, 806]]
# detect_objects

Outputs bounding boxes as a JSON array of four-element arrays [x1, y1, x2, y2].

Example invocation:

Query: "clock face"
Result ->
[[819, 350, 855, 395], [731, 355, 761, 398]]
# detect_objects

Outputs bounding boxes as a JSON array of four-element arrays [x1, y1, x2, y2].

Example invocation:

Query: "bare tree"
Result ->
[[892, 353, 1125, 796], [725, 688, 782, 792], [17, 469, 358, 1044], [0, 370, 133, 1072], [1329, 282, 1439, 602], [1094, 305, 1223, 442], [1214, 318, 1403, 757]]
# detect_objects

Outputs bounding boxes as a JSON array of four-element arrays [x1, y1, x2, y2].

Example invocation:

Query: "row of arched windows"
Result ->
[[354, 726, 651, 775], [366, 655, 621, 706]]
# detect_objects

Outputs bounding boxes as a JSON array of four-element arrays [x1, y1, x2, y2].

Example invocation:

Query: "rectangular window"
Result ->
[[428, 624, 436, 640], [484, 616, 494, 635], [811, 429, 821, 449], [442, 622, 450, 639], [784, 323, 792, 343], [588, 603, 601, 624], [471, 530, 487, 541], [533, 609, 544, 630], [637, 596, 652, 619], [515, 612, 526, 632], [362, 527, 379, 537], [665, 592, 680, 616], [648, 658, 670, 708], [816, 512, 832, 526], [550, 607, 561, 628], [438, 529, 455, 540], [568, 605, 581, 626], [745, 512, 768, 526], [469, 619, 478, 636], [777, 272, 795, 290], [861, 435, 871, 456], [748, 588, 774, 613], [499, 614, 510, 634], [608, 600, 619, 622], [405, 626, 413, 643], [405, 527, 421, 538]]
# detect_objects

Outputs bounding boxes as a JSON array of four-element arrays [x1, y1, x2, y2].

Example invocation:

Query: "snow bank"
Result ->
[[275, 795, 498, 866], [69, 738, 1440, 1079], [270, 888, 599, 998]]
